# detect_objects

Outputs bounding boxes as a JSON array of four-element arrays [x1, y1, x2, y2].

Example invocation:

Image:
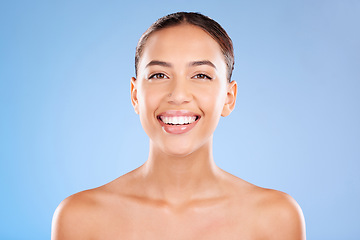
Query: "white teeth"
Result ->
[[160, 116, 197, 125]]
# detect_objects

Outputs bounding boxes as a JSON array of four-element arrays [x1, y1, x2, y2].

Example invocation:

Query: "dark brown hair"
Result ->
[[135, 12, 234, 81]]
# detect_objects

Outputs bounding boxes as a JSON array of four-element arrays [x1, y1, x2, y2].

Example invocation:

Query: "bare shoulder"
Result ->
[[51, 189, 101, 240], [254, 188, 306, 240], [221, 172, 305, 239], [51, 174, 135, 240]]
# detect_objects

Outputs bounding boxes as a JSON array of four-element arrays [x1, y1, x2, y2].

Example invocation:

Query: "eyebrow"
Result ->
[[145, 60, 217, 69], [145, 60, 172, 68], [189, 60, 216, 69]]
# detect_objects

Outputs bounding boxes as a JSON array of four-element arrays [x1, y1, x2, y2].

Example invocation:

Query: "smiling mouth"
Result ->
[[157, 115, 200, 125]]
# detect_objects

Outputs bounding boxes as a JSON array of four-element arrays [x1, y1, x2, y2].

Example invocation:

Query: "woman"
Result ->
[[52, 12, 306, 239]]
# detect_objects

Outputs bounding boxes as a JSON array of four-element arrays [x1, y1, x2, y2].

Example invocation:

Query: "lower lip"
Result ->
[[158, 118, 199, 134]]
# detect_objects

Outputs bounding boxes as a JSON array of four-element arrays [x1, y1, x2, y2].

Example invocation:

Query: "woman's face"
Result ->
[[131, 24, 236, 157]]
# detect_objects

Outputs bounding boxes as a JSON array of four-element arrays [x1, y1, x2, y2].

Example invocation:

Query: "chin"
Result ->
[[159, 138, 210, 159], [161, 145, 196, 158]]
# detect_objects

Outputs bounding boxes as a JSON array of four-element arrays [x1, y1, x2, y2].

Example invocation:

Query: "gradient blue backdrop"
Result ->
[[1, 0, 359, 239]]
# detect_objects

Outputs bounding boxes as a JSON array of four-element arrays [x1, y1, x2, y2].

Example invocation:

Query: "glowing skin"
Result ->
[[51, 23, 306, 240], [131, 24, 236, 157]]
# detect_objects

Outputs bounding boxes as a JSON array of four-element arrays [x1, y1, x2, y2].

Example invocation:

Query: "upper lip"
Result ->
[[157, 110, 201, 118]]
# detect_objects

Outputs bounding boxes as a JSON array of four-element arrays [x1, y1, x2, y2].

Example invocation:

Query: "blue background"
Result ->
[[1, 0, 359, 239]]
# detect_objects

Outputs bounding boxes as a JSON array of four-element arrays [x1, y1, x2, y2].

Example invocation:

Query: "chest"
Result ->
[[92, 201, 257, 240]]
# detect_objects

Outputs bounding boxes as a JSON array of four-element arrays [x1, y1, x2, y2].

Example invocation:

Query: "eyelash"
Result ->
[[192, 73, 212, 80], [148, 73, 212, 80], [148, 73, 168, 79]]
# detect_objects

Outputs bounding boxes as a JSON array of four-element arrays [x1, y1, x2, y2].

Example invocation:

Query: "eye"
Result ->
[[192, 73, 212, 80], [148, 73, 168, 80]]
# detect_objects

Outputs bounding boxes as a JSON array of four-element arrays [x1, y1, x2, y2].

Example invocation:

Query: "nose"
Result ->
[[167, 77, 192, 105]]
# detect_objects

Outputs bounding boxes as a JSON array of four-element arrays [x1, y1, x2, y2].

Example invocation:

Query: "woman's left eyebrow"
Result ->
[[188, 60, 216, 69]]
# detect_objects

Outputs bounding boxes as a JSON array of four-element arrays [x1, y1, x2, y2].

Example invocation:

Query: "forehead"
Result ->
[[139, 24, 225, 70]]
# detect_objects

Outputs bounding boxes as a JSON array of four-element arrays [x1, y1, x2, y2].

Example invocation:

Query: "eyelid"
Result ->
[[148, 72, 169, 80], [192, 73, 213, 80]]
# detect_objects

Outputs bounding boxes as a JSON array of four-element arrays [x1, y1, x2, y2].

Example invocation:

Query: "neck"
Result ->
[[138, 138, 223, 206]]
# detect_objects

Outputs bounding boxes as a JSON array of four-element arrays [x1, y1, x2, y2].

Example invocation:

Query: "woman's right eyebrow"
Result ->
[[145, 60, 172, 68]]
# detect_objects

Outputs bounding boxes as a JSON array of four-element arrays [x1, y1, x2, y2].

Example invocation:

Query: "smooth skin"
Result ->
[[52, 24, 306, 240]]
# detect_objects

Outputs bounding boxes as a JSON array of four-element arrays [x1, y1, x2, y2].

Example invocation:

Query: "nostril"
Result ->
[[167, 92, 192, 105]]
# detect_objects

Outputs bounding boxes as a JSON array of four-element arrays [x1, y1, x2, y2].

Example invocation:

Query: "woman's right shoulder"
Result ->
[[51, 187, 110, 240], [54, 189, 101, 217], [51, 177, 134, 240]]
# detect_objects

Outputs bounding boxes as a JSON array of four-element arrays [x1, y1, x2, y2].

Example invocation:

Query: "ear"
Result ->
[[221, 80, 237, 117], [130, 77, 139, 114]]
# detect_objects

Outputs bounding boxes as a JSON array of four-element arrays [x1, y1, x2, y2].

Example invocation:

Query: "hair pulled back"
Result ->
[[135, 12, 234, 81]]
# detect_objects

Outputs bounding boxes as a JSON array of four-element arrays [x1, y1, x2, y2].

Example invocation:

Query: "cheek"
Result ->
[[138, 87, 161, 115], [137, 89, 159, 136], [200, 87, 226, 113]]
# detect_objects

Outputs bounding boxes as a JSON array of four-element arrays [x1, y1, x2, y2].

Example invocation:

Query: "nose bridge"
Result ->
[[168, 75, 192, 104]]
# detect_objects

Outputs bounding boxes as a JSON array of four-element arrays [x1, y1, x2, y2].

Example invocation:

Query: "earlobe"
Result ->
[[131, 77, 139, 114], [221, 80, 237, 117]]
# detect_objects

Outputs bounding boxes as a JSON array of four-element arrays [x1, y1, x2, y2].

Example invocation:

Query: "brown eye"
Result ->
[[149, 73, 168, 79], [193, 74, 212, 80]]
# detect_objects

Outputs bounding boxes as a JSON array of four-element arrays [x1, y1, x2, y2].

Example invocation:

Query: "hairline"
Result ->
[[135, 16, 234, 82]]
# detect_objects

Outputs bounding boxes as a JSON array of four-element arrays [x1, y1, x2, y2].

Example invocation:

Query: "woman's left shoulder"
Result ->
[[255, 188, 306, 240]]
